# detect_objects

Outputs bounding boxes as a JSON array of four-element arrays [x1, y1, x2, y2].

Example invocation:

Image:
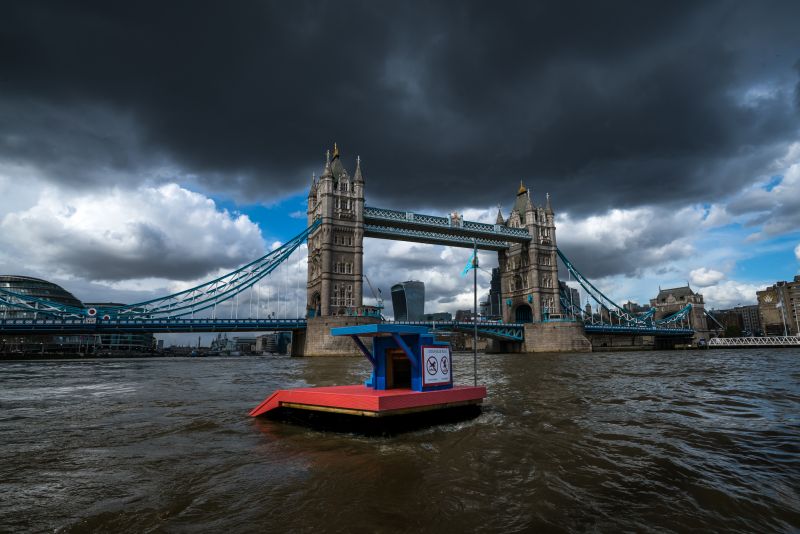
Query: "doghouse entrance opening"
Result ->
[[386, 348, 411, 389]]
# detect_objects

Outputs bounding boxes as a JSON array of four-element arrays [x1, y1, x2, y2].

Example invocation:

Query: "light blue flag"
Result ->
[[461, 250, 476, 276]]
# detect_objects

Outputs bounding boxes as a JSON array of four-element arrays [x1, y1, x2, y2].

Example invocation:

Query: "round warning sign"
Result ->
[[426, 357, 438, 375], [422, 346, 452, 386]]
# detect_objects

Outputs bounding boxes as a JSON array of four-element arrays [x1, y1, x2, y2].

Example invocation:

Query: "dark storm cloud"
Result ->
[[796, 60, 800, 109], [1, 0, 799, 212]]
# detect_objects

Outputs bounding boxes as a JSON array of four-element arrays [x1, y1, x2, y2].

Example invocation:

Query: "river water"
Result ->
[[1, 349, 798, 533]]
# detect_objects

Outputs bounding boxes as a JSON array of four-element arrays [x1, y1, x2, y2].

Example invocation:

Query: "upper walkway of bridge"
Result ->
[[363, 206, 532, 250]]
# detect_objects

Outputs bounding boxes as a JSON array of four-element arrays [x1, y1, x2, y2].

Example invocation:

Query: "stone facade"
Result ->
[[649, 286, 711, 343], [523, 322, 591, 352], [306, 144, 365, 318], [757, 275, 800, 336], [496, 183, 561, 324]]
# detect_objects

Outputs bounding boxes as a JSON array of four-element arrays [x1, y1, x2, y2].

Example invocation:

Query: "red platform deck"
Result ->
[[250, 385, 487, 418]]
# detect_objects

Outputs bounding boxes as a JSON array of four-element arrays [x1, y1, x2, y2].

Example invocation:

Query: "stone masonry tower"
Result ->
[[306, 144, 364, 317], [496, 182, 561, 323]]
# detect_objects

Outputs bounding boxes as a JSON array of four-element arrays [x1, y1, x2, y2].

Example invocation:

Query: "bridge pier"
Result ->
[[523, 322, 591, 353], [298, 316, 381, 356], [486, 339, 525, 353], [585, 334, 653, 351]]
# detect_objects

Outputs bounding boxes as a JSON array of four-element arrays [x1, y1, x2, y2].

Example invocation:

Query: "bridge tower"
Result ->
[[497, 183, 561, 323], [306, 144, 364, 317]]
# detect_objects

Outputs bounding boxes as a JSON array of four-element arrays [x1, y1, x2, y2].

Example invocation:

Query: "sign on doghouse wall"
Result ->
[[421, 345, 452, 386]]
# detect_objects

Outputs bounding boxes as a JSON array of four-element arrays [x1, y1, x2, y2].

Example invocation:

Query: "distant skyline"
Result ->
[[1, 1, 799, 321]]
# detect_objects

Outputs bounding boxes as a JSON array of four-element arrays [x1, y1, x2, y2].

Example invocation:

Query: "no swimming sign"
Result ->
[[422, 346, 452, 386]]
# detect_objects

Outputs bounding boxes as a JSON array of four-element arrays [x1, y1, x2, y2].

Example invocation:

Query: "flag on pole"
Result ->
[[461, 250, 477, 276]]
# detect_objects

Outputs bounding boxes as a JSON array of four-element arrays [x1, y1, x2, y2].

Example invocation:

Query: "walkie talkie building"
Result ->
[[391, 281, 425, 321]]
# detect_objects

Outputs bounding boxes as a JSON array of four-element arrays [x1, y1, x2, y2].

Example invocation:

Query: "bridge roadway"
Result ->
[[0, 318, 525, 340], [0, 318, 693, 340], [0, 318, 309, 335]]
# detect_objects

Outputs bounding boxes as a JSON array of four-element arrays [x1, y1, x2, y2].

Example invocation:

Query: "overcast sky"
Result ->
[[1, 1, 799, 336]]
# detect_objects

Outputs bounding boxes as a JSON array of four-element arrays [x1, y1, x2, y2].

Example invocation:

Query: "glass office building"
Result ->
[[391, 281, 425, 321], [0, 277, 154, 354], [0, 275, 83, 319]]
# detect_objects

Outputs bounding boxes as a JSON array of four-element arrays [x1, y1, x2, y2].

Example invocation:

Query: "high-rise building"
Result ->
[[488, 267, 502, 317], [391, 281, 425, 321]]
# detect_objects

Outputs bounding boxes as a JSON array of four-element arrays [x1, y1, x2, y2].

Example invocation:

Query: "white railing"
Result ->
[[708, 336, 800, 347]]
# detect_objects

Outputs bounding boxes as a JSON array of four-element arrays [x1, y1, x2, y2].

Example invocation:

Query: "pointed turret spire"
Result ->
[[321, 150, 332, 178], [513, 181, 532, 224], [545, 192, 553, 213], [333, 142, 340, 159], [495, 205, 505, 224], [354, 155, 364, 183], [308, 172, 317, 198]]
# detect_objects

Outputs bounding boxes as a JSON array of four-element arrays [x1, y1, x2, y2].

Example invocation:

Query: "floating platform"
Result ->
[[249, 384, 486, 418], [249, 324, 487, 432]]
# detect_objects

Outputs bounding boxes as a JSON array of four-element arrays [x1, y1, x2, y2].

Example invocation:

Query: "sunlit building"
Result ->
[[757, 276, 800, 336]]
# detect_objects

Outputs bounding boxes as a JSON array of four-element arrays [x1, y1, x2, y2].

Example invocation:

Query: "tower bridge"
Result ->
[[305, 145, 561, 327], [0, 145, 696, 354]]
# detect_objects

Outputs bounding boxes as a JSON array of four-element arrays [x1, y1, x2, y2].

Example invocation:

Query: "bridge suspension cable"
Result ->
[[0, 220, 320, 320], [556, 249, 651, 325], [556, 248, 693, 329]]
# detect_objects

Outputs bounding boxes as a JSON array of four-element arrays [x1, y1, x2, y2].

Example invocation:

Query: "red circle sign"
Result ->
[[87, 308, 97, 316]]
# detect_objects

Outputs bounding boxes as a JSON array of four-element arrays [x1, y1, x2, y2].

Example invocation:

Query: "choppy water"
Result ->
[[1, 349, 798, 533]]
